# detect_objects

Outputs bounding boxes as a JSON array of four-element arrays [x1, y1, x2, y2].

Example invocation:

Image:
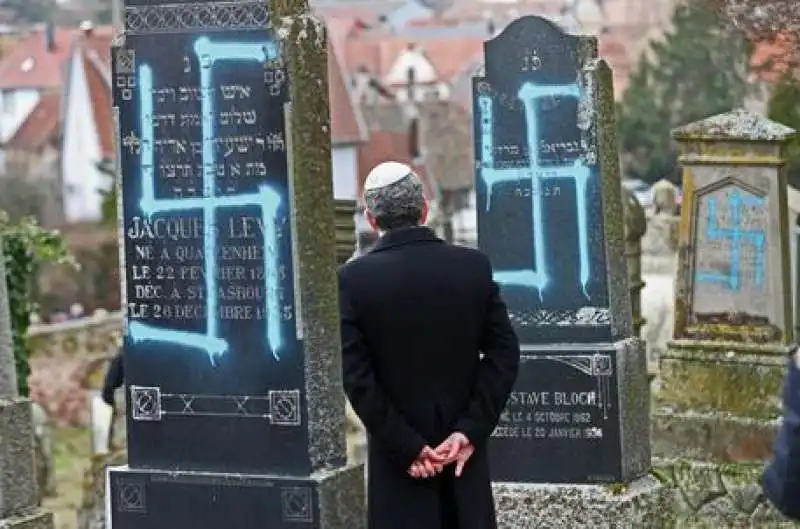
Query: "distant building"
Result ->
[[0, 22, 113, 225], [0, 21, 367, 225]]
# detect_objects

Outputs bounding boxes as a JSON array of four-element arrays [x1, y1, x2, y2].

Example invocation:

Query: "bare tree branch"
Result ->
[[713, 0, 800, 70]]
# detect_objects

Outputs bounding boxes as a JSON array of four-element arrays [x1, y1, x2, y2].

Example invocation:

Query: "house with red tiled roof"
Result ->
[[0, 22, 113, 225], [0, 21, 368, 224], [61, 22, 114, 224]]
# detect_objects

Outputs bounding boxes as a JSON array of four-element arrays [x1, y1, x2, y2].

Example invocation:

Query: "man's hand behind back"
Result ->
[[407, 432, 474, 479], [407, 446, 446, 478]]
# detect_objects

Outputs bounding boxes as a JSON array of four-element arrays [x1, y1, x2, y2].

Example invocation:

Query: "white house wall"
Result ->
[[61, 51, 105, 222], [385, 48, 437, 86], [0, 88, 39, 143], [332, 144, 358, 200]]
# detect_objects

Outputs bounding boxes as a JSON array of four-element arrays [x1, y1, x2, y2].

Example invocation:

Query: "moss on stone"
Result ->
[[658, 357, 784, 419], [604, 482, 629, 495], [682, 322, 782, 343]]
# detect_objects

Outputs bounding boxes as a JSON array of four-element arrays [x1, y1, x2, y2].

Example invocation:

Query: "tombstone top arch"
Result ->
[[481, 15, 598, 87]]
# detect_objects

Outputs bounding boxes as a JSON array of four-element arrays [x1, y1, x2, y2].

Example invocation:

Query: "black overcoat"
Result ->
[[338, 226, 520, 529], [764, 357, 800, 519]]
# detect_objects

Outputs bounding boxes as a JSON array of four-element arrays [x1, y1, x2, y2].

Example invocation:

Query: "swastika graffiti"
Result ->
[[478, 81, 592, 298], [127, 37, 286, 365], [695, 189, 766, 291]]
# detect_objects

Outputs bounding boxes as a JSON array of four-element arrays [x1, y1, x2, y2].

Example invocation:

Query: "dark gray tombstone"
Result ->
[[108, 0, 365, 527], [473, 16, 672, 527]]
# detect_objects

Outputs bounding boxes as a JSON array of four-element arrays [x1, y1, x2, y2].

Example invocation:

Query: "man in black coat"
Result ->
[[338, 161, 520, 529]]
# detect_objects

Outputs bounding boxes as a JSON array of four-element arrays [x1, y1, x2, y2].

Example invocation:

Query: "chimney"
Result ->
[[406, 66, 416, 102], [483, 10, 495, 35], [408, 118, 420, 160], [45, 23, 55, 52]]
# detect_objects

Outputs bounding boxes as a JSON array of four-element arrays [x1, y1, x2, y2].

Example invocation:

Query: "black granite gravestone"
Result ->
[[116, 26, 307, 476], [108, 1, 364, 527], [475, 16, 649, 484]]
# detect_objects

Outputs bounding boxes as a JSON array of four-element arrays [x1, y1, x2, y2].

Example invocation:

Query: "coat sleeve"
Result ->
[[338, 270, 428, 470], [763, 358, 800, 520], [102, 352, 124, 407], [454, 258, 520, 446]]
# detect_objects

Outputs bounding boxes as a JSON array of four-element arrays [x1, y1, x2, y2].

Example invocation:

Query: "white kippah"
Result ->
[[364, 161, 414, 191]]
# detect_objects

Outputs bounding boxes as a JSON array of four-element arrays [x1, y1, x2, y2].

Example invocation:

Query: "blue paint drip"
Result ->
[[478, 81, 592, 299], [695, 190, 766, 291], [129, 37, 285, 366]]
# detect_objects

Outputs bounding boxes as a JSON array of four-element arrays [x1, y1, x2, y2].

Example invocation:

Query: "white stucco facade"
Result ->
[[332, 144, 359, 200], [61, 51, 106, 222], [0, 88, 40, 144]]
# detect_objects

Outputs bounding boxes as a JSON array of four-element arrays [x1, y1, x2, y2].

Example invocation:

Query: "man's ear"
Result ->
[[365, 209, 379, 232], [420, 200, 430, 225]]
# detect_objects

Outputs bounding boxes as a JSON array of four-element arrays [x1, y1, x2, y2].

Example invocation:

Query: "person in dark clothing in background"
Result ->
[[102, 351, 124, 407], [764, 351, 800, 520]]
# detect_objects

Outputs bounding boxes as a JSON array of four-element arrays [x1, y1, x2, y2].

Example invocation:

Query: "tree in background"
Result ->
[[767, 73, 800, 188], [0, 171, 46, 221], [616, 0, 753, 184]]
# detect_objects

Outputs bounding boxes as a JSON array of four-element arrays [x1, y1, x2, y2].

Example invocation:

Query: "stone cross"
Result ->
[[472, 15, 671, 527], [653, 109, 797, 525], [0, 237, 54, 529], [107, 0, 364, 527]]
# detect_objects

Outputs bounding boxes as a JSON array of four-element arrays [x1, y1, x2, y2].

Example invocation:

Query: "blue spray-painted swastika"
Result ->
[[695, 190, 766, 290], [478, 81, 591, 298], [128, 37, 286, 366]]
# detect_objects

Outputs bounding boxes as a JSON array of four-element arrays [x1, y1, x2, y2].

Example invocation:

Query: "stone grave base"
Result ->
[[658, 341, 789, 420], [652, 408, 779, 462], [0, 398, 39, 516], [0, 510, 55, 529], [653, 458, 795, 527], [492, 476, 674, 528], [107, 464, 365, 529]]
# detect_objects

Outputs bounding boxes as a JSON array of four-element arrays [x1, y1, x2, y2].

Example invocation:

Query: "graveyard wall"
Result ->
[[27, 311, 121, 426]]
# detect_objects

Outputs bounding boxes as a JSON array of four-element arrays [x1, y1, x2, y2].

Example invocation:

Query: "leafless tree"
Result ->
[[713, 0, 800, 69]]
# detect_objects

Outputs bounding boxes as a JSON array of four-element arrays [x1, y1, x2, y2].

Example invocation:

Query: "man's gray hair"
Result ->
[[363, 172, 425, 231]]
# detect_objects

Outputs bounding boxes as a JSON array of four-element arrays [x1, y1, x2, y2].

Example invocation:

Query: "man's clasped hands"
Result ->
[[407, 432, 474, 479]]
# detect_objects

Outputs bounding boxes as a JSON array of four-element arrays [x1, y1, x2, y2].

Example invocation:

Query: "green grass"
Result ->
[[43, 426, 91, 529]]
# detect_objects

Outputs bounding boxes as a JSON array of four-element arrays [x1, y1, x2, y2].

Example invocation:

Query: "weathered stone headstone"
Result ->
[[108, 0, 364, 527], [473, 16, 671, 526], [621, 186, 647, 338], [0, 236, 54, 529], [653, 110, 798, 525]]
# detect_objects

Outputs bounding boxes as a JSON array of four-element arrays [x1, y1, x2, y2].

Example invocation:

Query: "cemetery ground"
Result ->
[[43, 426, 90, 529]]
